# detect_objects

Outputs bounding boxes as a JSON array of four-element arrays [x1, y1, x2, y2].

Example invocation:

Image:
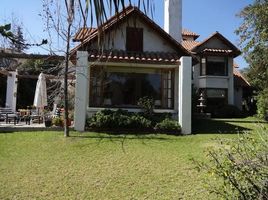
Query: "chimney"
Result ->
[[164, 0, 182, 43]]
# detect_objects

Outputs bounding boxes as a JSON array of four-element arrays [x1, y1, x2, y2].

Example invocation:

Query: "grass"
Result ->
[[0, 117, 267, 199]]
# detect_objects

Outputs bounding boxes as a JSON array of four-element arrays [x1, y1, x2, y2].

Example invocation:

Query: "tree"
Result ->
[[236, 0, 268, 118], [10, 26, 28, 52], [43, 0, 152, 137]]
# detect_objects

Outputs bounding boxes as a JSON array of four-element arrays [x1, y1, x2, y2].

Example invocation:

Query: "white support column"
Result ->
[[74, 51, 89, 131], [5, 70, 18, 112], [178, 56, 192, 134], [228, 58, 234, 105]]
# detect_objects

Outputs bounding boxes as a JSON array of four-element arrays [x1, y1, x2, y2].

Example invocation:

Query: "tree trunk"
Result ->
[[64, 19, 72, 137]]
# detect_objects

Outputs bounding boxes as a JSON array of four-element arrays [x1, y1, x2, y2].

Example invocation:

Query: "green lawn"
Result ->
[[0, 118, 267, 199]]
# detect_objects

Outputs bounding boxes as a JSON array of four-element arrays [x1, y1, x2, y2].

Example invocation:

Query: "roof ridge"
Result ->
[[71, 5, 192, 58]]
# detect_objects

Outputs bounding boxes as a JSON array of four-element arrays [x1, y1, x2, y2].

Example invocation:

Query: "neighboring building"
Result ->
[[72, 2, 193, 134], [181, 30, 250, 112]]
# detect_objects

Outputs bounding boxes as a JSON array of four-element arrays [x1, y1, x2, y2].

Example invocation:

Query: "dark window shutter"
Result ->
[[126, 27, 143, 52]]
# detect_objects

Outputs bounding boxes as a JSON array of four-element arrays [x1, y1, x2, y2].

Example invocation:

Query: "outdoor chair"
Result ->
[[0, 107, 20, 125], [30, 109, 43, 124], [18, 109, 31, 125]]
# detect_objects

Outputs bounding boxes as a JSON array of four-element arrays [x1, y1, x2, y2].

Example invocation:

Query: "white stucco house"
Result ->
[[181, 30, 250, 112], [72, 1, 193, 134], [72, 0, 250, 134]]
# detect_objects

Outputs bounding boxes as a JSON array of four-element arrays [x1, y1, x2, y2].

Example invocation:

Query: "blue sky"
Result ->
[[0, 0, 252, 68]]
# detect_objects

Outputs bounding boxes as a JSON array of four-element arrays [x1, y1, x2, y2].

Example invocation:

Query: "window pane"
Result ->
[[206, 57, 227, 76], [206, 89, 226, 98], [90, 67, 174, 109]]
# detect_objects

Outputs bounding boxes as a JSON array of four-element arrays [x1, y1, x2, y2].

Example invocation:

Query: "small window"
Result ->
[[126, 27, 143, 52], [200, 57, 228, 76]]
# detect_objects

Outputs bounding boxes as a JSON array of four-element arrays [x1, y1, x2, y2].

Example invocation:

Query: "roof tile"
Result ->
[[88, 49, 181, 65]]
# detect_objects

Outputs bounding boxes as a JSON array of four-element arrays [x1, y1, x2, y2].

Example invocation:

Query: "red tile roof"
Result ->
[[181, 40, 200, 51], [234, 69, 250, 87], [87, 49, 181, 64], [182, 29, 199, 40]]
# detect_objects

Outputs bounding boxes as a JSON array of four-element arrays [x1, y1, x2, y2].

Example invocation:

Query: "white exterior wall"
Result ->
[[198, 76, 229, 88], [178, 56, 192, 134], [192, 64, 200, 87], [5, 70, 18, 112], [91, 17, 176, 52], [234, 88, 243, 110], [202, 38, 229, 50], [164, 0, 182, 42], [74, 51, 89, 131], [228, 58, 234, 105]]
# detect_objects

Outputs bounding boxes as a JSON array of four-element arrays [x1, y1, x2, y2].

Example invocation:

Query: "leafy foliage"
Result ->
[[154, 118, 181, 133], [87, 109, 152, 129], [256, 88, 268, 120], [236, 0, 268, 118], [10, 26, 28, 52], [0, 24, 14, 40], [137, 96, 154, 117], [52, 117, 63, 127], [195, 129, 268, 199], [87, 109, 181, 133]]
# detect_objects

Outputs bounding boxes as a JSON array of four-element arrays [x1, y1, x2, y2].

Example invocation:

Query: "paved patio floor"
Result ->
[[0, 121, 68, 132]]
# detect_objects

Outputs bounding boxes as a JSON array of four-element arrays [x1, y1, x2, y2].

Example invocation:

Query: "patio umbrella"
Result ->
[[33, 73, 47, 109]]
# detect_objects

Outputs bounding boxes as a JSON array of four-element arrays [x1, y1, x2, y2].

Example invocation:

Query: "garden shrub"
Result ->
[[52, 117, 63, 127], [195, 129, 268, 199], [256, 89, 268, 120], [137, 96, 154, 117], [154, 118, 181, 133], [87, 109, 151, 129]]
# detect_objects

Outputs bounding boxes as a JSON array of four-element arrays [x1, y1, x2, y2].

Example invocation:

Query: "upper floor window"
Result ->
[[126, 27, 143, 52], [200, 56, 228, 76]]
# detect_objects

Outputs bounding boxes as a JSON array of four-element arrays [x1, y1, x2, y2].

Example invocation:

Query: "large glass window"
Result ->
[[200, 56, 228, 76], [89, 66, 174, 109]]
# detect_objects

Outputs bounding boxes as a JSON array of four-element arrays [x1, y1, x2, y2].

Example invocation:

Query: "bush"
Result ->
[[195, 129, 268, 199], [256, 89, 268, 120], [137, 96, 154, 117], [213, 105, 245, 118], [87, 109, 151, 129], [52, 117, 63, 127], [154, 118, 181, 133]]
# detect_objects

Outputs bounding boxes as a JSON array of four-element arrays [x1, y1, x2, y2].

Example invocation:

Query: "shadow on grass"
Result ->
[[216, 119, 268, 124], [70, 133, 176, 141], [70, 132, 178, 153], [192, 118, 252, 134]]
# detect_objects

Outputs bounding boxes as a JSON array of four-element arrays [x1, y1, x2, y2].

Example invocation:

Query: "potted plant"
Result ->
[[52, 117, 63, 127], [44, 109, 52, 127]]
